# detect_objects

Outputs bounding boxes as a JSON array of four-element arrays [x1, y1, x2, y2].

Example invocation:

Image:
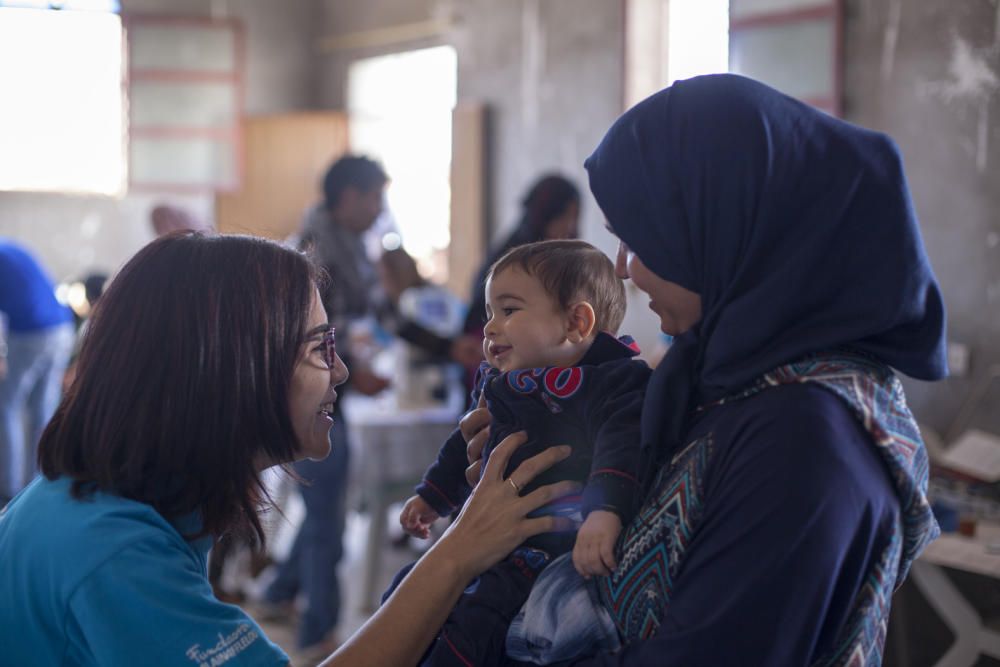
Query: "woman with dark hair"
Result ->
[[0, 233, 578, 666], [463, 75, 947, 665], [463, 173, 581, 334]]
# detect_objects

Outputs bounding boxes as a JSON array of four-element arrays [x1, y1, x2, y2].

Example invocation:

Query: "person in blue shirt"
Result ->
[[0, 238, 74, 506], [0, 233, 577, 667], [461, 74, 948, 665]]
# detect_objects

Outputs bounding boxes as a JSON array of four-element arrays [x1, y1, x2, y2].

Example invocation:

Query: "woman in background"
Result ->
[[461, 74, 948, 665], [463, 173, 580, 333]]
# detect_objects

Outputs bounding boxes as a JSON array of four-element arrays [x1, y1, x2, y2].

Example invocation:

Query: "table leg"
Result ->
[[361, 486, 390, 614], [910, 560, 980, 667]]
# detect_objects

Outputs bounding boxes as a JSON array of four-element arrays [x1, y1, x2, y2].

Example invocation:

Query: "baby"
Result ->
[[391, 240, 650, 665]]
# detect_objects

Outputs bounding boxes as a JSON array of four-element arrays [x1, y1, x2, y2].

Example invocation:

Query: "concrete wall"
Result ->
[[844, 0, 1000, 434], [452, 0, 663, 354], [6, 0, 992, 424], [314, 0, 664, 354], [0, 0, 320, 284], [315, 0, 443, 108]]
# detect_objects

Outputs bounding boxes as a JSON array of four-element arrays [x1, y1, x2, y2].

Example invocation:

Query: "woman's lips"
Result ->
[[318, 391, 338, 418]]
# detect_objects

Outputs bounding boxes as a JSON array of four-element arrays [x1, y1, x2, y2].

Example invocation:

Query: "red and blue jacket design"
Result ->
[[415, 332, 651, 532]]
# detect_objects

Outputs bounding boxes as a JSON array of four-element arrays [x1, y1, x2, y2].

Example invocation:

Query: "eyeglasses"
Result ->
[[320, 326, 336, 369]]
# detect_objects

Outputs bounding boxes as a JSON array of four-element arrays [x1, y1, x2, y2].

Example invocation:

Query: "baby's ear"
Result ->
[[566, 301, 597, 343]]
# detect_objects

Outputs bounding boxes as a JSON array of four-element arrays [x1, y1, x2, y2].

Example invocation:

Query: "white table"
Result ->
[[344, 396, 461, 611], [911, 523, 1000, 666]]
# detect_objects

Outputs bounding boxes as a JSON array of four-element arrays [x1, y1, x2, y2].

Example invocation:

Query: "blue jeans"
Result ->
[[382, 547, 552, 667], [265, 416, 350, 649], [0, 323, 74, 502]]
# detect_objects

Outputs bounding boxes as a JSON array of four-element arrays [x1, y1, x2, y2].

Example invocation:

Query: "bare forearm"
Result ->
[[318, 538, 473, 667], [318, 437, 577, 667]]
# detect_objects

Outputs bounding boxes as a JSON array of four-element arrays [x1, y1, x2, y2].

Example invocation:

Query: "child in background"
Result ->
[[392, 239, 651, 665]]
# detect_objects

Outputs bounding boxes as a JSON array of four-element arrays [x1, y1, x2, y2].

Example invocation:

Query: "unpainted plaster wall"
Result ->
[[845, 0, 1000, 433], [314, 0, 663, 353]]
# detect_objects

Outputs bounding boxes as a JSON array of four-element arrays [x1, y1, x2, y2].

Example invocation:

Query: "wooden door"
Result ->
[[446, 103, 488, 300], [216, 112, 349, 239]]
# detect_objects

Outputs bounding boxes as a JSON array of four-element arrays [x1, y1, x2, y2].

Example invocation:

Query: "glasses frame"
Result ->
[[320, 326, 336, 369]]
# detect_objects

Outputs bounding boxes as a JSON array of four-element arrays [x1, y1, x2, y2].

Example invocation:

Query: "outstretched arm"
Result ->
[[320, 432, 579, 667]]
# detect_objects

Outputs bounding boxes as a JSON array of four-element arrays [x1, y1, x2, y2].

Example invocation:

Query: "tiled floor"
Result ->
[[241, 508, 427, 667]]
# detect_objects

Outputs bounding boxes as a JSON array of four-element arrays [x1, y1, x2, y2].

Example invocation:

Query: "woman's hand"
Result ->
[[437, 431, 579, 579], [449, 335, 484, 367], [460, 393, 491, 485], [320, 433, 578, 667]]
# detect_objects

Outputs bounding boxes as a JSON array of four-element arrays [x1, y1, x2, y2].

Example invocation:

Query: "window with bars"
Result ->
[[126, 15, 244, 192]]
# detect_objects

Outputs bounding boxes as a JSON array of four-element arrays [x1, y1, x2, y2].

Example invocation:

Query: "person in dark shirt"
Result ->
[[459, 74, 948, 666], [462, 174, 581, 337], [395, 240, 650, 665]]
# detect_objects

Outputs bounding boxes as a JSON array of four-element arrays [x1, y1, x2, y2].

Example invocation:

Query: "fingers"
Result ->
[[450, 336, 484, 367], [520, 514, 576, 542], [479, 431, 530, 482], [399, 504, 419, 536], [520, 478, 579, 512], [459, 399, 489, 435], [466, 426, 490, 464], [400, 511, 432, 539], [601, 538, 618, 572], [461, 394, 491, 464], [464, 459, 482, 487], [572, 540, 613, 579], [497, 443, 572, 489]]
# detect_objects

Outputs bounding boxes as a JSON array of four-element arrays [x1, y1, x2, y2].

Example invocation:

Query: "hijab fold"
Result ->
[[586, 75, 947, 427]]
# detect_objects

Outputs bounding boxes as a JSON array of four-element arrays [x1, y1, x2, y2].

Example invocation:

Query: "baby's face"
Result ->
[[482, 267, 575, 372]]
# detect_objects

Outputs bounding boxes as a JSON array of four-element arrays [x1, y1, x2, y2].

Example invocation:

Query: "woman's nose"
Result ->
[[615, 241, 630, 280], [331, 354, 349, 387]]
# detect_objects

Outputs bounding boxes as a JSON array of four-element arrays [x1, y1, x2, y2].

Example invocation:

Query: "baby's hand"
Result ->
[[399, 494, 440, 540], [572, 510, 622, 579]]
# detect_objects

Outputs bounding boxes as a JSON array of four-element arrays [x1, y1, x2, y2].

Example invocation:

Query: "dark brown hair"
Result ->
[[38, 233, 322, 543], [322, 155, 388, 209], [487, 239, 626, 333]]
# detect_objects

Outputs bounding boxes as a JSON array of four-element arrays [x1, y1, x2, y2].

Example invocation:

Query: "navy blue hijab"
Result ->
[[585, 75, 947, 449]]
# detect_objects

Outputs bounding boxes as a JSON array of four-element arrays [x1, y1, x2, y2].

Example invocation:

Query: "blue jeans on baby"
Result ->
[[506, 551, 622, 664]]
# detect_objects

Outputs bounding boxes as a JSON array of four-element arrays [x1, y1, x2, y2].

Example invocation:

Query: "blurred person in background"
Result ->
[[377, 247, 482, 402], [260, 155, 391, 660], [452, 174, 580, 396], [462, 173, 581, 335], [149, 203, 213, 237], [0, 238, 74, 506]]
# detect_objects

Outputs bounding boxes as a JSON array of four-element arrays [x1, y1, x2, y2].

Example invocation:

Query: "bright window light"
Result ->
[[348, 46, 457, 280], [0, 7, 125, 195], [668, 0, 729, 85]]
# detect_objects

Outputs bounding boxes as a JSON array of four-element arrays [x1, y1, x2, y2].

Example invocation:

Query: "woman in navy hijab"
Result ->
[[566, 74, 947, 665]]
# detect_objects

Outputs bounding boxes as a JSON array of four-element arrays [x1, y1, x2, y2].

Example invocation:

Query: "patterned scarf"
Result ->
[[599, 352, 939, 666]]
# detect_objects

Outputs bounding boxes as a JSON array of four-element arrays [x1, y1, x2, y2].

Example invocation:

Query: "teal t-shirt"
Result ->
[[0, 477, 289, 667]]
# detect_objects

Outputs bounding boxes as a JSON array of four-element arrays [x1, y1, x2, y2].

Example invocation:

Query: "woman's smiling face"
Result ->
[[288, 291, 349, 461], [613, 239, 702, 336]]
